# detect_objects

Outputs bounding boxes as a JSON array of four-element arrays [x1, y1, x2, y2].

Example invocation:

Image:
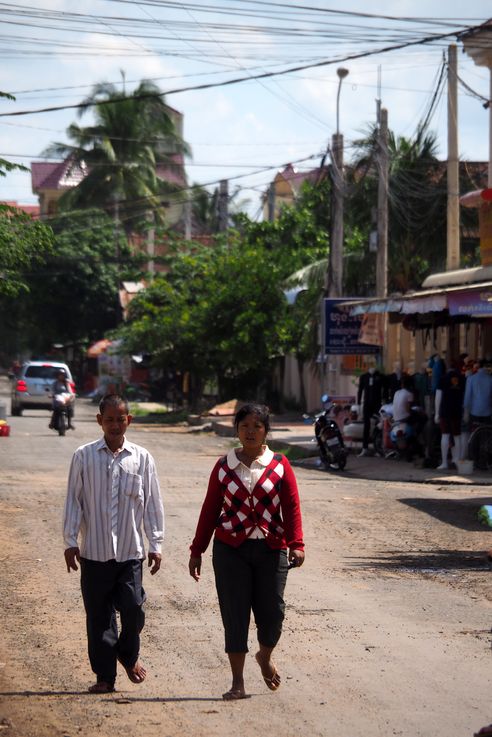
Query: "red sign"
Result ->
[[482, 188, 492, 202]]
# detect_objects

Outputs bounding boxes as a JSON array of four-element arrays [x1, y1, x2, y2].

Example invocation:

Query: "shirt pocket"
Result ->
[[121, 470, 144, 500]]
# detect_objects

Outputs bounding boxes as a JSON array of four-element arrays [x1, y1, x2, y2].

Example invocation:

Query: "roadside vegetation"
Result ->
[[0, 82, 482, 409]]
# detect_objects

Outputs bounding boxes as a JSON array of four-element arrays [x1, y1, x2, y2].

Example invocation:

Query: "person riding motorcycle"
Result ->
[[49, 369, 75, 430]]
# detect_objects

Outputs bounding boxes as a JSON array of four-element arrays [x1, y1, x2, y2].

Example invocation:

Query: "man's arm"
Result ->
[[63, 452, 83, 570], [142, 455, 165, 572]]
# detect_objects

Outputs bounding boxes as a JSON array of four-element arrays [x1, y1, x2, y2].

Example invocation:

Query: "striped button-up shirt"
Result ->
[[63, 436, 164, 562]]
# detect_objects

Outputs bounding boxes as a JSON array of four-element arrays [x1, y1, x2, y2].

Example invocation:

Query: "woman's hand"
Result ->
[[189, 555, 202, 581], [288, 549, 305, 569]]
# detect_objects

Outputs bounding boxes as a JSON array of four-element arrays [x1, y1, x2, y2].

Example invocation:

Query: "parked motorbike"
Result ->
[[313, 395, 348, 471], [343, 404, 383, 454], [377, 403, 427, 460]]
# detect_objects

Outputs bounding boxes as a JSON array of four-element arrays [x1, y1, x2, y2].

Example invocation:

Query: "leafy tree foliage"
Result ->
[[0, 92, 30, 180], [0, 205, 54, 297], [14, 209, 133, 355]]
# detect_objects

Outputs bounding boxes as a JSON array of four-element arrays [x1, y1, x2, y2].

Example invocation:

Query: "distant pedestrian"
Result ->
[[435, 368, 465, 470], [464, 360, 492, 425], [63, 394, 164, 693], [189, 403, 304, 700], [357, 361, 385, 456]]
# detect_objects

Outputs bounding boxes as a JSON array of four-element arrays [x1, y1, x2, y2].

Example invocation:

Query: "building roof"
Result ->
[[276, 163, 328, 194], [31, 159, 86, 192], [32, 154, 186, 193], [0, 200, 40, 218]]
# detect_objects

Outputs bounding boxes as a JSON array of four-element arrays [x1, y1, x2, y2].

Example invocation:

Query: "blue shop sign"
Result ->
[[324, 298, 379, 356], [447, 290, 492, 316]]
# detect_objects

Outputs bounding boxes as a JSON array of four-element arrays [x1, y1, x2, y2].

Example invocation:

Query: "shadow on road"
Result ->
[[0, 689, 222, 702], [399, 496, 492, 531], [346, 548, 491, 572]]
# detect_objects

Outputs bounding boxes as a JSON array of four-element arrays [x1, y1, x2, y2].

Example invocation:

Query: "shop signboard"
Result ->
[[448, 289, 492, 316], [324, 299, 379, 355]]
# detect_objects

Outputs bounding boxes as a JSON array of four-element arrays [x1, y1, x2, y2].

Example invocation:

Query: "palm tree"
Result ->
[[349, 124, 446, 293], [44, 79, 190, 234]]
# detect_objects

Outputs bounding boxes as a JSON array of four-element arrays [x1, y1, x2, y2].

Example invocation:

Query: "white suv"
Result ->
[[11, 361, 76, 416]]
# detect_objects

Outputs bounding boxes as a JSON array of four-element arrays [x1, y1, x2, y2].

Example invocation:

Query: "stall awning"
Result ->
[[346, 280, 492, 317], [348, 292, 447, 316]]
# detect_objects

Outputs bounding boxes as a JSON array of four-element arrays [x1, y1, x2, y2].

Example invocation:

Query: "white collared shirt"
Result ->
[[226, 446, 274, 539], [63, 436, 164, 562]]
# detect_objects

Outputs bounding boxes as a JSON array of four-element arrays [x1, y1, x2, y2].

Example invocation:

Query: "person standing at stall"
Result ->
[[357, 360, 386, 456]]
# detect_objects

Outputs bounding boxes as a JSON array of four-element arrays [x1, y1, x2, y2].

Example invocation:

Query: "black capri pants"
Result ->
[[212, 538, 289, 653]]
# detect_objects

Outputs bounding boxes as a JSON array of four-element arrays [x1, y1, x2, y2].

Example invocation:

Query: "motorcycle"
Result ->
[[377, 403, 427, 460], [50, 393, 74, 436], [313, 395, 348, 471], [343, 404, 383, 454]]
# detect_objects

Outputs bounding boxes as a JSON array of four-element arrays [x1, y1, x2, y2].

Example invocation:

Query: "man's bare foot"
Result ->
[[118, 658, 146, 684], [88, 681, 115, 694], [222, 688, 250, 700], [255, 651, 281, 691]]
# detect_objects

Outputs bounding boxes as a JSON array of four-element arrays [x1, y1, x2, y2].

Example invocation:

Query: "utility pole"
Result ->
[[267, 182, 276, 222], [447, 44, 460, 271], [184, 195, 192, 240], [376, 107, 389, 297], [147, 212, 155, 277], [327, 67, 349, 298], [218, 179, 229, 232], [328, 132, 344, 297]]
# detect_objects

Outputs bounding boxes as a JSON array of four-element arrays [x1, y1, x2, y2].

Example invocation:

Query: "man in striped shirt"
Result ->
[[63, 394, 164, 694]]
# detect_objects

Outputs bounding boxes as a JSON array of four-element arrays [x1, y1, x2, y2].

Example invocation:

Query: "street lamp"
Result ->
[[336, 67, 349, 136], [327, 66, 349, 298]]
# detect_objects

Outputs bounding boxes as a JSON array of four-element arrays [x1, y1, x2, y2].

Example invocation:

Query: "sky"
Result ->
[[0, 0, 491, 220]]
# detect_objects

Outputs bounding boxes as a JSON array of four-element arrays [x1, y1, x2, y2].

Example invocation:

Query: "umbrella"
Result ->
[[87, 339, 112, 358]]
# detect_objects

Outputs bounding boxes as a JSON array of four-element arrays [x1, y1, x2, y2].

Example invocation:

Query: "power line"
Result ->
[[0, 24, 473, 119]]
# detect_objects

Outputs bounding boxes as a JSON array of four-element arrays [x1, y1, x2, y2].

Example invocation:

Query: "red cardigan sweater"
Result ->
[[190, 450, 304, 557]]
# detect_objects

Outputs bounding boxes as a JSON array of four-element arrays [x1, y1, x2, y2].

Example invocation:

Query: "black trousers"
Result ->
[[80, 558, 146, 685], [212, 538, 288, 653]]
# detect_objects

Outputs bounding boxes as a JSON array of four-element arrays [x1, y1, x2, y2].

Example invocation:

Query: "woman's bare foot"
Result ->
[[222, 688, 250, 700], [88, 681, 115, 694], [255, 651, 281, 691]]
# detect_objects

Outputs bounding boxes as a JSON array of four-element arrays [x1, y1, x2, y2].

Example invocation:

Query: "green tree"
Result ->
[[117, 238, 288, 406], [44, 79, 190, 234], [0, 204, 54, 361], [16, 209, 133, 355], [0, 205, 54, 298]]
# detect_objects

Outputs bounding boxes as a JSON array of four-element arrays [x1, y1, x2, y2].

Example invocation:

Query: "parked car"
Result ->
[[10, 361, 76, 416]]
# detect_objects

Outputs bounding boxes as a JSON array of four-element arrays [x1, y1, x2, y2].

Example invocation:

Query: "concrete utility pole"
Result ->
[[327, 67, 349, 297], [147, 212, 155, 276], [447, 44, 460, 271], [376, 107, 389, 298], [218, 179, 229, 232], [461, 19, 492, 188], [267, 182, 276, 222], [184, 195, 192, 240]]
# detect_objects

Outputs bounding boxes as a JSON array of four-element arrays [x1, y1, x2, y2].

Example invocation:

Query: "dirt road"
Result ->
[[1, 394, 491, 737]]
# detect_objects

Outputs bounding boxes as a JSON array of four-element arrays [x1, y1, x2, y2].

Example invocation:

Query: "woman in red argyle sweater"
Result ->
[[189, 403, 305, 701]]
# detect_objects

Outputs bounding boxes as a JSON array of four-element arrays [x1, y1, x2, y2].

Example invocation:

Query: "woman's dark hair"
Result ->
[[234, 403, 270, 433], [99, 393, 129, 415]]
